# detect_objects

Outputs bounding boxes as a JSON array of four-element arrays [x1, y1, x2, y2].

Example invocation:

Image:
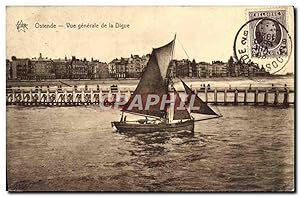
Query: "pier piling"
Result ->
[[214, 88, 218, 105], [234, 89, 238, 105], [264, 89, 268, 106], [91, 89, 94, 104], [244, 88, 248, 105], [283, 88, 289, 107], [205, 87, 208, 103], [274, 88, 279, 105], [224, 88, 227, 106], [20, 92, 22, 103], [254, 89, 258, 105], [38, 89, 41, 103], [29, 90, 32, 103], [81, 89, 84, 103], [6, 85, 294, 107], [12, 90, 15, 104]]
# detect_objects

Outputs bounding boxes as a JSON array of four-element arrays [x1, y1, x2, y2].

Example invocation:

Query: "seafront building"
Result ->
[[7, 53, 109, 80], [108, 54, 150, 78], [6, 54, 270, 80]]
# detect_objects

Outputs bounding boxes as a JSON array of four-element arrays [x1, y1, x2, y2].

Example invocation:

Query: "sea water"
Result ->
[[6, 105, 294, 191]]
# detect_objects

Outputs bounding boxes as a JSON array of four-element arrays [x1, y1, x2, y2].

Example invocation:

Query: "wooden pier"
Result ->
[[6, 86, 294, 107]]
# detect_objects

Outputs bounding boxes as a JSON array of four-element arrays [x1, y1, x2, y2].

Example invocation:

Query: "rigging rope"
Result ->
[[177, 37, 190, 60]]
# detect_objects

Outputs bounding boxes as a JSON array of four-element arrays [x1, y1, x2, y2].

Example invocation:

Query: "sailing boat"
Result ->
[[111, 35, 222, 133]]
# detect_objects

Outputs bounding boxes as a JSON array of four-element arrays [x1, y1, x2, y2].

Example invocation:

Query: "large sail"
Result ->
[[181, 79, 218, 116], [122, 38, 175, 118]]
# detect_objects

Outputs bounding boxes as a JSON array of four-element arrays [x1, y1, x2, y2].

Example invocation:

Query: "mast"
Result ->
[[166, 34, 176, 122], [166, 34, 176, 90]]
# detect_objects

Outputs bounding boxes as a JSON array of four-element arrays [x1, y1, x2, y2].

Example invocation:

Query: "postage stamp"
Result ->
[[248, 10, 288, 58]]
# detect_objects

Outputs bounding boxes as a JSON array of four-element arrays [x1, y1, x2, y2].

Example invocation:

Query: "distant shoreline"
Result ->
[[7, 75, 293, 87]]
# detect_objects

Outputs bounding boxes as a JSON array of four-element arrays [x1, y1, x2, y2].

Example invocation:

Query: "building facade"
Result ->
[[6, 53, 270, 80], [30, 53, 55, 80], [6, 59, 12, 80], [210, 61, 228, 77], [53, 57, 70, 79], [10, 56, 32, 80], [89, 59, 109, 79], [70, 57, 89, 79], [108, 54, 150, 79], [196, 62, 209, 78], [174, 59, 191, 78], [108, 58, 127, 78]]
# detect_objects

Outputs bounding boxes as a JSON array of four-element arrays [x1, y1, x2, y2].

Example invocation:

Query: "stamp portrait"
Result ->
[[248, 10, 288, 58]]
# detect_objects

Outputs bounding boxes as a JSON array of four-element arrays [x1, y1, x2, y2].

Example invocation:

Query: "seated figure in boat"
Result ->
[[137, 116, 149, 124], [120, 113, 124, 122], [120, 114, 127, 122]]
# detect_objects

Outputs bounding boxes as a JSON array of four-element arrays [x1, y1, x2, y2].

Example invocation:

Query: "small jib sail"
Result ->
[[172, 88, 191, 120], [121, 37, 176, 118], [180, 79, 221, 117]]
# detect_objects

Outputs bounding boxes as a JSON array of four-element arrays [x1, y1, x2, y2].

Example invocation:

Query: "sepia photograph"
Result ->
[[6, 6, 295, 192]]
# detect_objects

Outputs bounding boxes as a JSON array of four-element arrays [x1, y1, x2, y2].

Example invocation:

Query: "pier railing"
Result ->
[[6, 86, 294, 107]]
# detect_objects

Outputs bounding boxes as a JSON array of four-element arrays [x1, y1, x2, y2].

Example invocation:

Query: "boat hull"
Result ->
[[112, 120, 194, 133]]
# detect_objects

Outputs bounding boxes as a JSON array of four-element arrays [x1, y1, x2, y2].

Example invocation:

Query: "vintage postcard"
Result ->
[[6, 6, 295, 192]]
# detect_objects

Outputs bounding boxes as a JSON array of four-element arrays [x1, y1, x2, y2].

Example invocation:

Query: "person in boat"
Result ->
[[145, 116, 148, 124], [120, 113, 124, 122], [137, 119, 144, 124], [207, 84, 211, 90]]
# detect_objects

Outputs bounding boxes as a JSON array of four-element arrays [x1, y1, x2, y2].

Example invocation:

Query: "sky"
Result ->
[[6, 6, 294, 73]]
